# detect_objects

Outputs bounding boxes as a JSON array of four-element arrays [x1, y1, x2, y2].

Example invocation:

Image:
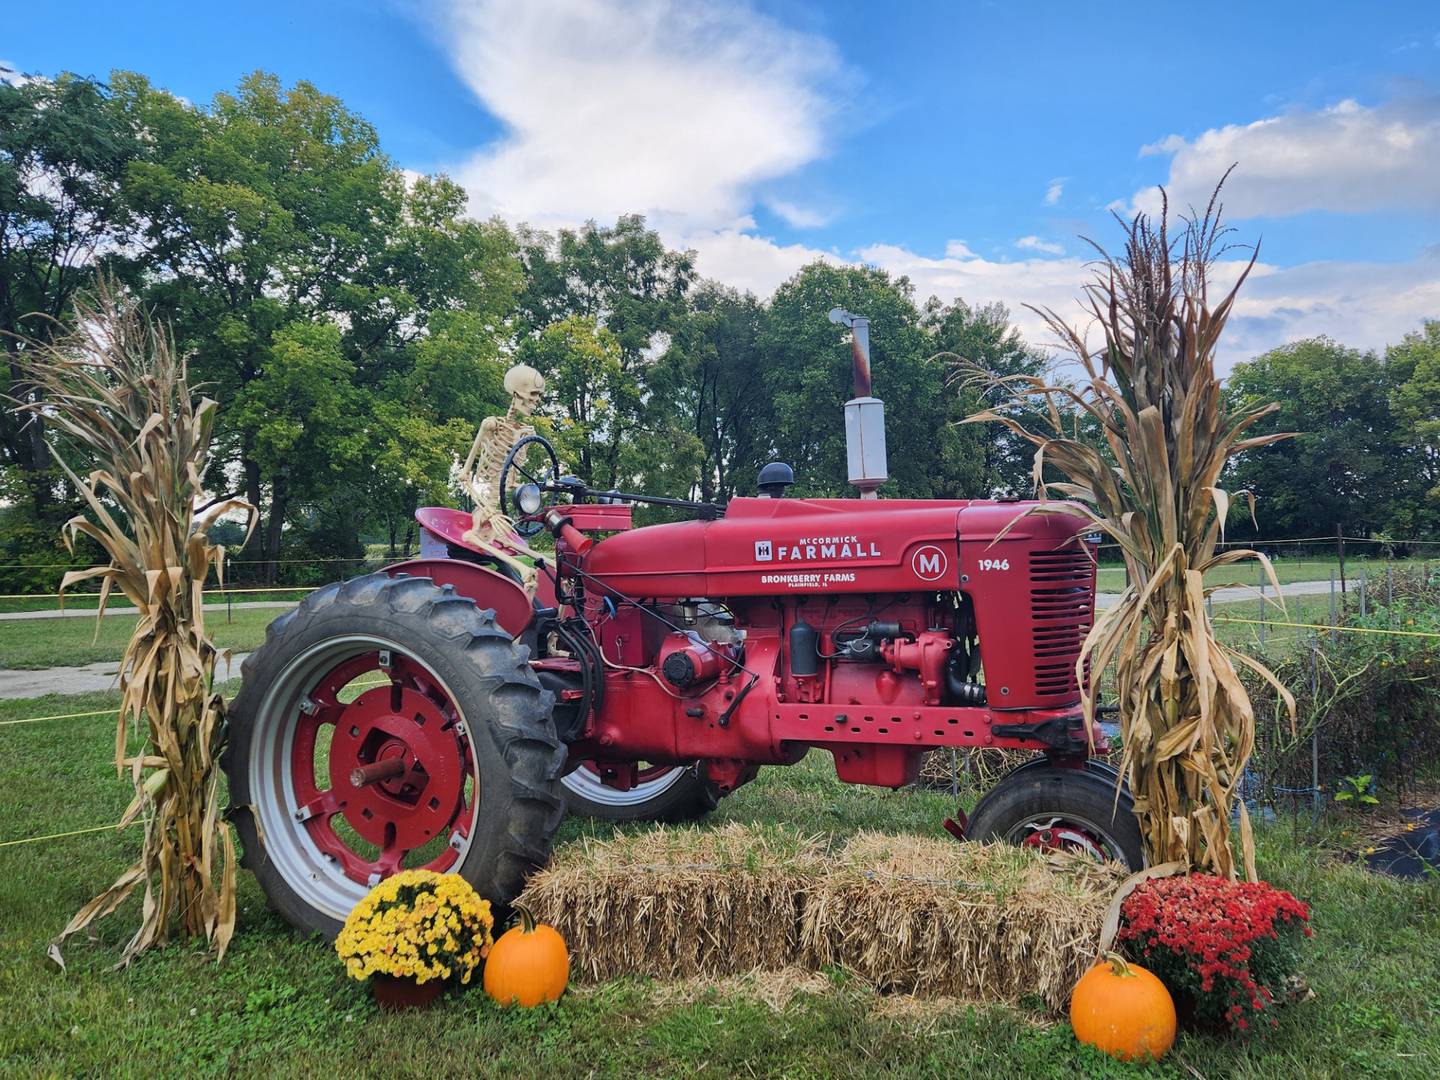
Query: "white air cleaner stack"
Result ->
[[828, 307, 887, 499]]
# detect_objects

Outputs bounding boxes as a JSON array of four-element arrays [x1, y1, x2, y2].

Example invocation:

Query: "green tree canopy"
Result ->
[[1226, 338, 1401, 539], [1, 72, 144, 520]]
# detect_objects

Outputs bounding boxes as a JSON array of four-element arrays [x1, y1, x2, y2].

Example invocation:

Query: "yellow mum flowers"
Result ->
[[336, 870, 494, 985]]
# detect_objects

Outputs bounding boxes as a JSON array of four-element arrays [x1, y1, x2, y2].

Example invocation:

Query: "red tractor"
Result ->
[[224, 317, 1139, 937]]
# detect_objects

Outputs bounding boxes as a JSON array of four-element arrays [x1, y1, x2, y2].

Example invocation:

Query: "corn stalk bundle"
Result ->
[[959, 185, 1294, 879], [17, 284, 254, 965]]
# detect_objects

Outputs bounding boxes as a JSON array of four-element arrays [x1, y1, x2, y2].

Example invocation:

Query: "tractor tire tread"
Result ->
[[224, 572, 563, 939]]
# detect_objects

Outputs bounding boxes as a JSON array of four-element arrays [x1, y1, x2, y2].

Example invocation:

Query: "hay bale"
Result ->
[[518, 823, 823, 981], [519, 823, 1123, 1012], [802, 833, 1126, 1010]]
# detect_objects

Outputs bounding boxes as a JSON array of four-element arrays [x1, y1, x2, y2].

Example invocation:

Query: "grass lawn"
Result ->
[[0, 608, 281, 670], [2, 687, 1437, 1078]]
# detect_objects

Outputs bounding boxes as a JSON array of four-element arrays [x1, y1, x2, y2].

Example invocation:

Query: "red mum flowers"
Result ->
[[1118, 875, 1310, 1034]]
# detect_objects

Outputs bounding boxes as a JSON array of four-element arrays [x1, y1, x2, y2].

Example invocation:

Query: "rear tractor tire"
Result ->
[[223, 573, 566, 938], [561, 762, 720, 823], [967, 762, 1145, 870]]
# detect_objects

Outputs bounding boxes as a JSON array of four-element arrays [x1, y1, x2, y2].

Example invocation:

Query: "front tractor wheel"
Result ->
[[224, 573, 566, 938], [966, 763, 1145, 870]]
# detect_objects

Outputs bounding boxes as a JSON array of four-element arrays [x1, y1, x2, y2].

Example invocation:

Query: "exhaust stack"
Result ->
[[828, 307, 887, 498]]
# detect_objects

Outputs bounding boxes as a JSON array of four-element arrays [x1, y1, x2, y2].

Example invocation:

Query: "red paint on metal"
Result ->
[[382, 558, 533, 637], [288, 652, 472, 884]]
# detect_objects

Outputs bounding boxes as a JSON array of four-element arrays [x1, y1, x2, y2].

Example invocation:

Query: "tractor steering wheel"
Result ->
[[499, 433, 561, 536]]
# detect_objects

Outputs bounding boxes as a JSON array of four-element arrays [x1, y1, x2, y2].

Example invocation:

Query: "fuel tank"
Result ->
[[578, 496, 1090, 600]]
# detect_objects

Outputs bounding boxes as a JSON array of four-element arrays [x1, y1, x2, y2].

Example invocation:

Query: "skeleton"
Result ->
[[459, 364, 547, 590]]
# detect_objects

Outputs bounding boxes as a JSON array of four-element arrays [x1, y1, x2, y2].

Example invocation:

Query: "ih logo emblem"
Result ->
[[911, 545, 948, 581], [755, 540, 773, 562]]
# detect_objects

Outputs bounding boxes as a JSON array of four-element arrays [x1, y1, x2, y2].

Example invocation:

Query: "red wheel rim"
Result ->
[[1019, 821, 1110, 862], [289, 651, 473, 885]]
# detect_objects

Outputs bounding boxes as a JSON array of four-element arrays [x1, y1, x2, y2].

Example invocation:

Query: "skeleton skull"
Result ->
[[503, 364, 545, 416]]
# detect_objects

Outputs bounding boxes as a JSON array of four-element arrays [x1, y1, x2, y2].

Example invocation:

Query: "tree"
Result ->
[[650, 282, 769, 501], [1226, 338, 1400, 539], [1385, 321, 1440, 538], [516, 216, 695, 490], [116, 71, 521, 578], [518, 314, 627, 487], [1, 72, 144, 521], [924, 297, 1047, 497], [759, 261, 951, 498]]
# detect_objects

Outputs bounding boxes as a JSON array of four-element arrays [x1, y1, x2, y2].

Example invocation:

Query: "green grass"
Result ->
[[0, 608, 284, 669], [2, 687, 1438, 1077]]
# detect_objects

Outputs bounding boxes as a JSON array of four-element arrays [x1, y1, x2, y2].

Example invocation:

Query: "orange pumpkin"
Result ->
[[482, 903, 569, 1007], [1070, 952, 1177, 1062]]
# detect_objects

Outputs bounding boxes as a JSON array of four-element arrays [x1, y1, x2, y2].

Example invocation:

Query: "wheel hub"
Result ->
[[285, 649, 476, 885], [327, 686, 466, 850], [1020, 820, 1108, 862]]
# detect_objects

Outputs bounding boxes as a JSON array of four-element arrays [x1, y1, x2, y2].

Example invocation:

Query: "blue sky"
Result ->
[[6, 0, 1439, 365]]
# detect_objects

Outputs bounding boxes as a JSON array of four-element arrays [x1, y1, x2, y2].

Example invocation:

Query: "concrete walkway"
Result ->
[[0, 600, 295, 621], [1, 578, 1342, 701], [1094, 578, 1333, 610], [0, 652, 253, 700]]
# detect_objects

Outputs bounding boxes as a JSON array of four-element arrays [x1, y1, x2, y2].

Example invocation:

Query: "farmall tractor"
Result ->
[[224, 310, 1140, 937]]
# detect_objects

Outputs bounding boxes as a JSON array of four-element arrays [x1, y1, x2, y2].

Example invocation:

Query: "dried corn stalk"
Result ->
[[18, 283, 254, 964], [960, 185, 1294, 878]]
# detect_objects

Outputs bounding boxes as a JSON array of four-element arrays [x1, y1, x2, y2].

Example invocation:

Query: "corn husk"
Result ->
[[955, 182, 1295, 878], [16, 282, 255, 965]]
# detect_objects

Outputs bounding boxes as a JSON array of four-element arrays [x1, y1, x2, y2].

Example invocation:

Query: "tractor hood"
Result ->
[[580, 496, 1090, 600]]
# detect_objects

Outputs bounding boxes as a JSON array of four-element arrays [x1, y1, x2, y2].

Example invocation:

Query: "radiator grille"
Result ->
[[1029, 549, 1095, 698]]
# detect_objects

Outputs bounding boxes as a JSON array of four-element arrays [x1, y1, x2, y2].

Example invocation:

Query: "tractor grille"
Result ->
[[1029, 549, 1095, 699]]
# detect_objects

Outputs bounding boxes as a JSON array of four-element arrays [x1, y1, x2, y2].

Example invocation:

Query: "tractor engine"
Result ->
[[540, 495, 1102, 794]]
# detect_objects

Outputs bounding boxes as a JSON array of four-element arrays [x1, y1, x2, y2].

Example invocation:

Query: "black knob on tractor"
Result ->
[[663, 650, 700, 687], [757, 461, 794, 498]]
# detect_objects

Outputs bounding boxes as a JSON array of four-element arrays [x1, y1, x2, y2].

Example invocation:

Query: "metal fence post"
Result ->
[[1329, 571, 1338, 644], [1258, 562, 1266, 649], [1310, 631, 1321, 819], [1359, 567, 1367, 618]]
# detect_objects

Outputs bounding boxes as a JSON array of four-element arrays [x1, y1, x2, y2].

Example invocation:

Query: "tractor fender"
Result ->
[[382, 558, 534, 638]]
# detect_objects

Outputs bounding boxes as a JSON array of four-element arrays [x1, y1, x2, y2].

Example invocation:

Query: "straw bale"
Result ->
[[803, 833, 1125, 1010], [519, 824, 1123, 1012], [518, 823, 824, 981]]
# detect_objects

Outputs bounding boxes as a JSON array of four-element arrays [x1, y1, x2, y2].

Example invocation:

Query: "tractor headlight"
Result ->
[[515, 482, 544, 516]]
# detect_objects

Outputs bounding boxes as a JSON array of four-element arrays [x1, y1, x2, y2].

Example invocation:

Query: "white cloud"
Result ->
[[1043, 178, 1065, 206], [685, 228, 837, 296], [849, 239, 1439, 372], [1015, 235, 1065, 255], [764, 198, 831, 229], [1130, 97, 1440, 218], [434, 0, 841, 233], [0, 60, 34, 86]]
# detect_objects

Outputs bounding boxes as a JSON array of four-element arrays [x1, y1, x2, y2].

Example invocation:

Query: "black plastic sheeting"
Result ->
[[1365, 808, 1440, 880]]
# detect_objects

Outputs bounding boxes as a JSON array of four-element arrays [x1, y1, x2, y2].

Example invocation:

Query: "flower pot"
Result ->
[[370, 974, 446, 1011]]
